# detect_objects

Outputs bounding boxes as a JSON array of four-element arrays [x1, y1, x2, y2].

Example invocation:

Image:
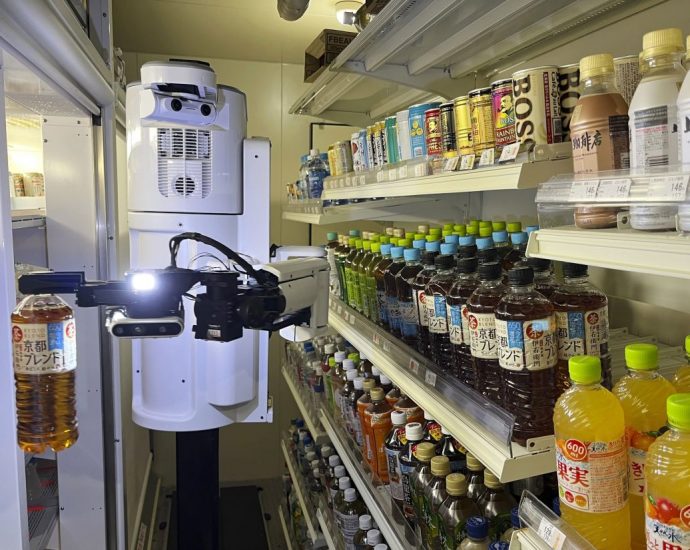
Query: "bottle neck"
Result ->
[[533, 270, 553, 282], [564, 275, 590, 286], [642, 52, 685, 75], [480, 277, 503, 288], [626, 368, 658, 379], [405, 259, 421, 267], [581, 72, 620, 96], [437, 266, 455, 275], [509, 283, 535, 294]]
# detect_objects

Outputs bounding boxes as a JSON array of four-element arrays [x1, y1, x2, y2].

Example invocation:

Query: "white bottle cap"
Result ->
[[343, 359, 356, 370], [335, 351, 347, 362], [339, 477, 351, 490], [328, 455, 341, 467], [371, 366, 381, 376], [406, 422, 424, 441], [321, 446, 333, 458], [306, 452, 317, 461], [346, 369, 358, 381], [324, 343, 336, 354], [380, 374, 392, 385], [312, 468, 320, 477], [311, 459, 320, 468], [310, 148, 319, 157], [334, 465, 346, 477], [367, 530, 382, 545], [359, 514, 372, 530], [344, 487, 357, 502], [374, 545, 388, 550], [424, 410, 434, 421], [391, 411, 407, 426], [354, 377, 364, 390]]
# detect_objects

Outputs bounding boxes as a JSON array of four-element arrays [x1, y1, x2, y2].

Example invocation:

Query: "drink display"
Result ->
[[384, 246, 406, 337], [364, 388, 393, 482], [385, 410, 408, 511], [426, 254, 457, 370], [374, 244, 394, 329], [512, 66, 562, 147], [358, 238, 377, 318], [453, 96, 474, 155], [645, 393, 690, 550], [673, 336, 690, 392], [476, 471, 517, 541], [447, 257, 480, 386], [338, 487, 368, 547], [612, 344, 675, 550], [397, 248, 424, 347], [422, 455, 451, 549], [495, 266, 558, 445], [438, 473, 481, 550], [550, 263, 612, 394], [12, 294, 78, 452], [467, 262, 506, 405], [553, 356, 630, 550]]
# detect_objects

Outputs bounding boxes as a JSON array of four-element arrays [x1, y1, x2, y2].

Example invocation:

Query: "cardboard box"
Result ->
[[304, 29, 357, 83]]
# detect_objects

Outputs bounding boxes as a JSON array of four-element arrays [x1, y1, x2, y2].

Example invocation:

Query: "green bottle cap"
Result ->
[[379, 236, 390, 245], [398, 239, 412, 248], [568, 356, 601, 384], [370, 234, 380, 243], [443, 223, 454, 231], [414, 233, 426, 240], [425, 235, 439, 242], [492, 221, 506, 231], [362, 240, 371, 251], [355, 239, 363, 249], [625, 343, 658, 371], [390, 237, 399, 246], [326, 232, 338, 240], [479, 221, 492, 229], [507, 221, 522, 233], [667, 393, 690, 431], [468, 219, 479, 228], [429, 228, 442, 236], [405, 232, 414, 240], [453, 225, 467, 236], [371, 242, 381, 253], [466, 225, 478, 236], [442, 229, 452, 237], [479, 227, 492, 237]]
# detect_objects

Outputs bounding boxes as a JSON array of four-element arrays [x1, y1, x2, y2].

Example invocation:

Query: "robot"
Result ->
[[19, 59, 329, 550]]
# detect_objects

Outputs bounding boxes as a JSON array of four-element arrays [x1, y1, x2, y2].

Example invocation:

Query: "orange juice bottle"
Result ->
[[613, 344, 676, 550], [672, 335, 690, 392], [645, 393, 690, 550], [364, 388, 392, 482], [553, 356, 630, 550]]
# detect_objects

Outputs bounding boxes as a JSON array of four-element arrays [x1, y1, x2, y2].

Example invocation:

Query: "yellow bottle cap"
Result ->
[[484, 471, 502, 489], [355, 239, 363, 249], [390, 237, 399, 246], [466, 226, 478, 236], [685, 335, 690, 354], [466, 453, 483, 471], [429, 228, 442, 236], [468, 220, 479, 228], [579, 53, 615, 79], [413, 233, 425, 240], [363, 379, 376, 390], [568, 356, 601, 384], [642, 28, 684, 58], [625, 343, 658, 371], [371, 242, 381, 253], [370, 234, 380, 243], [362, 240, 371, 250], [430, 455, 451, 476], [414, 442, 436, 461], [370, 387, 385, 401], [443, 224, 454, 231], [405, 232, 415, 240], [348, 352, 360, 362], [442, 230, 452, 237], [380, 236, 390, 245], [445, 473, 468, 496], [492, 221, 506, 231], [667, 393, 690, 431], [506, 221, 522, 233], [479, 227, 493, 237], [329, 357, 336, 367], [453, 224, 466, 234]]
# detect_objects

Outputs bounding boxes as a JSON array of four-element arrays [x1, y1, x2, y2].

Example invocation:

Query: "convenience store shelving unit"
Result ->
[[281, 367, 327, 441], [11, 209, 46, 230], [278, 506, 294, 550], [280, 440, 320, 543], [315, 508, 338, 550]]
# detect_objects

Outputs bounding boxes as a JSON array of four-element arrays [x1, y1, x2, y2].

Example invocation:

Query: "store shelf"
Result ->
[[319, 409, 417, 550], [280, 440, 319, 543], [278, 506, 294, 550], [527, 226, 690, 280], [11, 209, 46, 230], [316, 508, 338, 550], [328, 296, 555, 483], [281, 367, 327, 441], [322, 157, 572, 201]]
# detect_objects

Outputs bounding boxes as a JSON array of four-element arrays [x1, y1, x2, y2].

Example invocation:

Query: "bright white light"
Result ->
[[131, 272, 156, 291]]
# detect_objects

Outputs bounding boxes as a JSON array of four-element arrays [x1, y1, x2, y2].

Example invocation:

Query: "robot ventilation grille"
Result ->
[[157, 128, 212, 198]]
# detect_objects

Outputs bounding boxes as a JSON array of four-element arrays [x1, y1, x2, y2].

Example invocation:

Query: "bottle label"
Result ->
[[385, 445, 404, 501], [387, 295, 400, 330], [359, 274, 370, 315], [399, 455, 418, 519], [495, 316, 557, 371], [427, 295, 448, 334], [12, 321, 77, 374], [447, 303, 464, 345], [423, 495, 440, 545], [571, 114, 630, 172], [627, 425, 666, 496], [646, 495, 690, 550], [340, 512, 360, 546], [399, 300, 419, 337], [414, 289, 429, 327], [468, 312, 498, 359], [439, 518, 468, 550], [680, 103, 690, 164], [350, 406, 363, 446], [326, 248, 340, 295], [632, 104, 680, 167], [555, 307, 608, 360], [376, 289, 388, 323], [555, 435, 628, 513], [461, 305, 472, 345], [367, 279, 379, 323]]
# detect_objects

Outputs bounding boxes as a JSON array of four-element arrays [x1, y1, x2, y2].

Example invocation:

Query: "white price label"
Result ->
[[372, 332, 381, 345], [498, 142, 520, 163], [398, 164, 408, 179], [414, 162, 428, 177], [569, 179, 600, 200], [337, 304, 343, 315], [443, 157, 460, 172], [424, 369, 437, 387], [376, 170, 386, 183], [597, 178, 631, 199], [382, 341, 391, 353], [409, 358, 420, 375], [359, 175, 366, 186], [478, 148, 495, 166], [460, 155, 476, 170], [349, 313, 356, 325], [345, 176, 352, 187], [388, 168, 397, 181], [648, 174, 690, 201], [536, 517, 566, 550]]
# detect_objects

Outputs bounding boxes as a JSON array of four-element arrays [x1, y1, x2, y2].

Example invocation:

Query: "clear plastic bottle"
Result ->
[[438, 426, 467, 474], [467, 262, 506, 405], [412, 248, 440, 358], [491, 231, 511, 261], [345, 239, 364, 309], [495, 266, 558, 445], [358, 353, 373, 379], [365, 243, 383, 323], [364, 388, 393, 482], [477, 471, 517, 541], [348, 377, 366, 447], [12, 294, 78, 453], [399, 425, 427, 523], [612, 344, 676, 550], [328, 465, 347, 510], [338, 487, 368, 547], [384, 246, 406, 336], [306, 148, 329, 199], [459, 516, 490, 549], [358, 379, 377, 461], [672, 335, 690, 392], [333, 475, 352, 523], [644, 393, 690, 550], [447, 257, 480, 385], [438, 473, 480, 550], [500, 233, 528, 272], [553, 356, 630, 550], [384, 410, 408, 511], [550, 263, 612, 394], [526, 258, 558, 299], [373, 244, 394, 329], [423, 455, 451, 549], [426, 254, 457, 370], [410, 441, 437, 538], [363, 529, 383, 549], [466, 453, 486, 502], [500, 507, 520, 543], [331, 353, 349, 418], [341, 369, 359, 435], [397, 248, 425, 347]]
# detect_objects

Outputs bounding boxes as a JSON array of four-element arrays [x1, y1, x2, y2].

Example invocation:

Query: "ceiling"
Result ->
[[113, 0, 357, 64]]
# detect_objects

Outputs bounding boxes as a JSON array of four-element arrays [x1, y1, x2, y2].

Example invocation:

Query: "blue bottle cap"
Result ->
[[465, 516, 489, 539], [444, 234, 459, 245], [380, 244, 392, 256], [413, 239, 427, 249], [440, 243, 457, 255], [425, 241, 441, 253], [349, 229, 360, 237], [295, 419, 305, 428], [525, 224, 539, 234], [458, 235, 475, 246], [391, 246, 404, 259], [552, 496, 561, 516], [492, 230, 509, 243], [403, 248, 421, 262], [511, 231, 528, 245], [489, 542, 509, 550], [476, 237, 494, 250], [511, 506, 520, 527]]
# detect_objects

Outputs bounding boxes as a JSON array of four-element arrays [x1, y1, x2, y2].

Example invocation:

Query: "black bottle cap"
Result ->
[[478, 262, 502, 281], [508, 266, 534, 285], [457, 257, 479, 275], [563, 262, 588, 278], [457, 245, 478, 259], [527, 257, 551, 272], [422, 251, 438, 265], [477, 247, 499, 264], [434, 254, 455, 269]]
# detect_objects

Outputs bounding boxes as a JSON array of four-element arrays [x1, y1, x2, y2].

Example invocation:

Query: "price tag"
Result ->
[[648, 174, 690, 200], [337, 304, 343, 315], [409, 359, 420, 375], [382, 341, 391, 353], [372, 332, 381, 346], [597, 178, 631, 199], [357, 175, 365, 186], [414, 162, 428, 177], [398, 164, 408, 179], [498, 142, 520, 163], [349, 314, 356, 325], [345, 175, 352, 187], [443, 156, 460, 172], [478, 148, 495, 166], [424, 369, 437, 387], [569, 179, 600, 201], [376, 170, 386, 183], [460, 154, 476, 170], [387, 168, 397, 181], [537, 517, 566, 550]]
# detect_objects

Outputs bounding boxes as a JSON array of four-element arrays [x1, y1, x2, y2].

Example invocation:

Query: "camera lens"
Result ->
[[170, 98, 182, 112], [200, 104, 212, 116]]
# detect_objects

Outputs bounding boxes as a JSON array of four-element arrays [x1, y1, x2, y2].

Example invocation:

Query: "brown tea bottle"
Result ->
[[373, 244, 394, 329], [446, 257, 480, 385], [412, 246, 439, 358], [527, 257, 558, 299], [425, 254, 457, 371], [397, 248, 424, 347]]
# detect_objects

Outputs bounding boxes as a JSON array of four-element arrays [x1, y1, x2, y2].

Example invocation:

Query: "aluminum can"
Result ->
[[366, 125, 378, 168], [327, 145, 338, 176], [334, 140, 353, 175], [373, 120, 387, 166], [396, 109, 412, 160], [409, 102, 440, 158], [613, 54, 641, 106], [557, 63, 580, 141], [440, 102, 456, 155], [453, 96, 473, 155], [512, 65, 562, 147], [469, 87, 495, 154], [385, 116, 399, 164], [424, 107, 442, 157], [490, 79, 516, 151]]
